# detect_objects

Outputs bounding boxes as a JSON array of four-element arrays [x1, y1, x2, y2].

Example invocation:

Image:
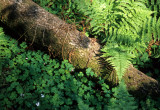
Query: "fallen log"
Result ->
[[0, 0, 159, 97]]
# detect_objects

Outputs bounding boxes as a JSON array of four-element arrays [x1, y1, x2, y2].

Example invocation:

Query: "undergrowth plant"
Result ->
[[33, 0, 159, 81], [1, 0, 160, 109], [106, 81, 137, 110], [132, 0, 160, 79], [0, 26, 139, 109], [0, 27, 11, 76], [32, 0, 160, 82], [74, 0, 160, 81], [0, 31, 108, 109], [32, 0, 89, 32], [139, 96, 160, 110]]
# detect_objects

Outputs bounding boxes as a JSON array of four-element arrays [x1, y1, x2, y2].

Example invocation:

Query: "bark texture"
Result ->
[[0, 0, 159, 97]]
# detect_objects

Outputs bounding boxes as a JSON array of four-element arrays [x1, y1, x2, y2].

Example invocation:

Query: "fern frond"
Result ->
[[75, 0, 152, 44], [0, 27, 11, 59], [101, 43, 135, 80], [106, 80, 137, 110], [74, 0, 159, 81], [0, 27, 6, 58], [157, 18, 160, 40], [0, 27, 8, 74], [142, 16, 160, 42]]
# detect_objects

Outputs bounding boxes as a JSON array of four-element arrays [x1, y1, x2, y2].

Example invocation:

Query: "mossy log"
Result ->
[[0, 0, 159, 97]]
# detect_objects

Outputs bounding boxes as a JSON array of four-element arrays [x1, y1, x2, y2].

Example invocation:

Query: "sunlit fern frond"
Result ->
[[101, 43, 135, 80]]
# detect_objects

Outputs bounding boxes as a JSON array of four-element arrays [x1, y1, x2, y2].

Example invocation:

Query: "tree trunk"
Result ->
[[0, 0, 159, 97]]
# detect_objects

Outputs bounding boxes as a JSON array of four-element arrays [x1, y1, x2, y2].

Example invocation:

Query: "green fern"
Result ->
[[101, 43, 135, 80], [141, 15, 160, 44], [0, 27, 4, 74], [77, 98, 94, 110], [0, 27, 6, 58], [74, 0, 152, 39], [74, 0, 153, 80], [142, 0, 160, 41], [0, 27, 11, 59], [106, 81, 137, 110], [0, 27, 9, 75]]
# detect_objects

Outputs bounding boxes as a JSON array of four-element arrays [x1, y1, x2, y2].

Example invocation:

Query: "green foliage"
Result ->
[[144, 0, 160, 16], [33, 0, 73, 15], [74, 0, 160, 81], [106, 81, 137, 110], [0, 27, 11, 58], [131, 0, 160, 79], [1, 0, 160, 109], [151, 45, 160, 58], [33, 0, 74, 15], [0, 30, 113, 109], [32, 0, 160, 81], [142, 16, 160, 42], [101, 43, 135, 80], [74, 0, 152, 38], [139, 96, 160, 110], [141, 0, 160, 43], [0, 27, 142, 110], [32, 0, 88, 32], [33, 0, 160, 81], [0, 27, 11, 78]]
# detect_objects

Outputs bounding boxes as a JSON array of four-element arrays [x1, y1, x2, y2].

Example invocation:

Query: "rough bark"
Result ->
[[0, 0, 159, 97]]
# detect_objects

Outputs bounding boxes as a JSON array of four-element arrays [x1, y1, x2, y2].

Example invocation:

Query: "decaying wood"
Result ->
[[0, 0, 159, 97]]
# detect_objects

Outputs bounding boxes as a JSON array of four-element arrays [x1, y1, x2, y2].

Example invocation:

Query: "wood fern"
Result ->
[[101, 43, 135, 80], [0, 27, 9, 74], [0, 27, 8, 59], [74, 0, 158, 81]]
